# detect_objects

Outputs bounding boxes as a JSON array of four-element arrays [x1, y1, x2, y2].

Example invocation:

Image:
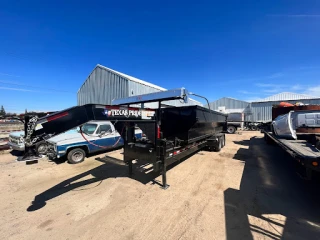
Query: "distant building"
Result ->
[[77, 64, 202, 108], [210, 92, 320, 122]]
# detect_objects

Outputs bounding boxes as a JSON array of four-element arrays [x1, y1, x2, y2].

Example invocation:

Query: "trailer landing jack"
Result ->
[[161, 164, 169, 189], [17, 147, 42, 164]]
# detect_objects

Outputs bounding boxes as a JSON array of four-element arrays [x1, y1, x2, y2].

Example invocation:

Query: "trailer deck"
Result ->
[[263, 131, 320, 178]]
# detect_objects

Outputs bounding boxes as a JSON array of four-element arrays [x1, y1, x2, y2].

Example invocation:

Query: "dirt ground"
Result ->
[[0, 131, 319, 240]]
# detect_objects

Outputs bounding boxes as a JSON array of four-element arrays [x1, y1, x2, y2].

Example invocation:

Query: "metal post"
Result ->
[[161, 163, 169, 189]]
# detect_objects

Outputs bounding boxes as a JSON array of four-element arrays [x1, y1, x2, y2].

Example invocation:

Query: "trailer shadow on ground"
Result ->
[[232, 140, 251, 146], [26, 151, 200, 212], [225, 136, 320, 239]]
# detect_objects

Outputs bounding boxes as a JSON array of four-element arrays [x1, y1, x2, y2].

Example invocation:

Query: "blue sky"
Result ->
[[1, 1, 320, 112]]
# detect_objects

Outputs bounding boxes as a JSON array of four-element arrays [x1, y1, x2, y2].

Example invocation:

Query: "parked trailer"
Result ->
[[18, 88, 227, 188], [263, 130, 320, 180]]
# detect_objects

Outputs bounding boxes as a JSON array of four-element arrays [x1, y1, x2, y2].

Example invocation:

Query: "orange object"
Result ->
[[279, 102, 294, 107]]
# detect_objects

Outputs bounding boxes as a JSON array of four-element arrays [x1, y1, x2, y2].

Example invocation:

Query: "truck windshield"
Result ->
[[82, 123, 98, 135]]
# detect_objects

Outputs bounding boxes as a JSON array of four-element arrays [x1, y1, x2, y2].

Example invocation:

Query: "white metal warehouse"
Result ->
[[77, 64, 202, 108], [210, 92, 320, 122]]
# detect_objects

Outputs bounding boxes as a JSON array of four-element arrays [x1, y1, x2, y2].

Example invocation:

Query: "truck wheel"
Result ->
[[35, 141, 48, 155], [214, 137, 222, 152], [251, 125, 257, 131], [227, 125, 236, 134], [67, 148, 86, 164]]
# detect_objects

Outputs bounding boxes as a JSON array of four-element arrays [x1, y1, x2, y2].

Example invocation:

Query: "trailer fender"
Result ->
[[207, 135, 223, 152]]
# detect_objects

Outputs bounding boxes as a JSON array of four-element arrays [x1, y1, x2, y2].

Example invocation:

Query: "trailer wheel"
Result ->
[[227, 125, 236, 134], [35, 141, 48, 155], [67, 148, 86, 164], [221, 135, 226, 147], [214, 137, 222, 152]]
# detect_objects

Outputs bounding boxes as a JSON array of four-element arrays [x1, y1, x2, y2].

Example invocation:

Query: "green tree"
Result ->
[[0, 105, 5, 116]]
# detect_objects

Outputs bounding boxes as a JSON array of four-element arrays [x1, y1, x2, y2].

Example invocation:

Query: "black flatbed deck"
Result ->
[[263, 131, 320, 176]]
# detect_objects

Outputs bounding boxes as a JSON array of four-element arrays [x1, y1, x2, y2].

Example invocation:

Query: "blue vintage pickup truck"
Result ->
[[9, 121, 142, 164]]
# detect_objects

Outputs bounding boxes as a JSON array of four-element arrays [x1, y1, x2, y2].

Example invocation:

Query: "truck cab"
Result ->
[[46, 121, 142, 164]]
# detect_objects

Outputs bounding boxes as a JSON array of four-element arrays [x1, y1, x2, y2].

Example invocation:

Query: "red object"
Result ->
[[47, 112, 68, 122], [157, 125, 161, 139], [279, 102, 294, 107]]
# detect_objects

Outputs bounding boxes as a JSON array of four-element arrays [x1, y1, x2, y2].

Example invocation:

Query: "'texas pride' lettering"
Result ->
[[103, 109, 141, 117]]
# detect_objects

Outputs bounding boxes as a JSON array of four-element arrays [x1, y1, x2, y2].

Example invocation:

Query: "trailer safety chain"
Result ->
[[25, 116, 39, 147]]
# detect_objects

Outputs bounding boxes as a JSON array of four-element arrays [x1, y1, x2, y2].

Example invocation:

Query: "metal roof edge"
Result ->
[[78, 64, 202, 105], [96, 64, 167, 91], [78, 64, 101, 93], [251, 97, 320, 104], [254, 92, 319, 102], [210, 97, 250, 104]]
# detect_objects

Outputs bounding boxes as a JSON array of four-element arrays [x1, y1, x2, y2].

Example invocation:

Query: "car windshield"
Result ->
[[82, 123, 98, 135]]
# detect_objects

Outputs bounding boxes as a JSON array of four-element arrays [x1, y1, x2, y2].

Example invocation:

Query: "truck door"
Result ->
[[92, 123, 118, 152]]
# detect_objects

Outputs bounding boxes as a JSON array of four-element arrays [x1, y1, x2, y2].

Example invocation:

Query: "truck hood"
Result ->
[[9, 131, 24, 137], [47, 132, 86, 145], [9, 129, 78, 139]]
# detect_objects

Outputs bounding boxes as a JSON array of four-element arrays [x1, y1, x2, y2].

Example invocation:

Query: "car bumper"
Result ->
[[8, 142, 25, 151], [47, 150, 66, 159]]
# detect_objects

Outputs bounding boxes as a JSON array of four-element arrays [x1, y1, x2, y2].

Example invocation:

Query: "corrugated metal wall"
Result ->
[[78, 66, 129, 105], [78, 65, 202, 107], [250, 98, 320, 122], [209, 97, 249, 111]]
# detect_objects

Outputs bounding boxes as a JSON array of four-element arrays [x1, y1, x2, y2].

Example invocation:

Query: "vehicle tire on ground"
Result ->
[[221, 134, 226, 147], [251, 125, 258, 131], [67, 148, 86, 164], [227, 125, 236, 134], [214, 137, 222, 152], [35, 141, 48, 155]]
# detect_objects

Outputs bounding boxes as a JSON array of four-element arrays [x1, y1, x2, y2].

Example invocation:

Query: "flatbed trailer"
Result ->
[[19, 88, 227, 189], [263, 130, 320, 179]]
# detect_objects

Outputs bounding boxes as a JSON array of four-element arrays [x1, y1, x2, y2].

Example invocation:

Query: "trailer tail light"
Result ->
[[157, 125, 161, 139], [47, 112, 69, 122], [312, 161, 318, 166], [174, 150, 180, 155]]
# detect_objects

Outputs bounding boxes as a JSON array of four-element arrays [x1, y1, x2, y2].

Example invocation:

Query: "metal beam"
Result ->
[[112, 88, 189, 106]]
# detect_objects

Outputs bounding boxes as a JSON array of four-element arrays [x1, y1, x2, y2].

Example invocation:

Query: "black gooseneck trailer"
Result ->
[[20, 88, 227, 188]]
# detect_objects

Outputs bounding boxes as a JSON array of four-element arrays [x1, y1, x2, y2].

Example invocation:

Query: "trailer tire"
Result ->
[[227, 125, 236, 134], [67, 148, 86, 164], [214, 137, 222, 152], [221, 135, 225, 147]]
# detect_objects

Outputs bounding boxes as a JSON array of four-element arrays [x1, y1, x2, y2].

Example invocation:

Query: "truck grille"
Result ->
[[9, 137, 20, 144]]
